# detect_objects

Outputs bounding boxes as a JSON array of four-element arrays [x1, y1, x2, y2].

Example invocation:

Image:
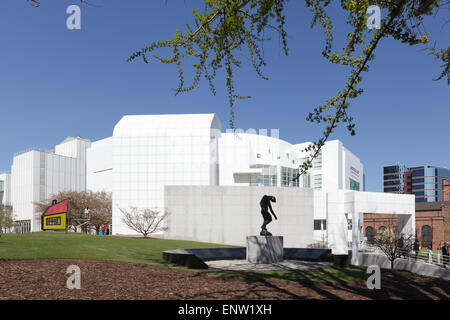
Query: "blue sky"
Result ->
[[0, 0, 448, 192]]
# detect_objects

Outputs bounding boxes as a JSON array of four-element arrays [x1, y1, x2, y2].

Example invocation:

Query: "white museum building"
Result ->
[[0, 113, 414, 260]]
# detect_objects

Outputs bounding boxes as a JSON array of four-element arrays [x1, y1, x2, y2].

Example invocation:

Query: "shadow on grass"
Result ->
[[160, 261, 450, 300]]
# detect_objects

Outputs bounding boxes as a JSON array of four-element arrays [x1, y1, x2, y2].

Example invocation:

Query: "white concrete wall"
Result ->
[[293, 140, 364, 193], [55, 138, 91, 191], [43, 152, 80, 198], [218, 133, 252, 186], [322, 140, 342, 191], [0, 173, 11, 205], [164, 186, 315, 247], [11, 151, 40, 231], [112, 114, 222, 235], [165, 186, 414, 255], [218, 133, 298, 186], [86, 137, 113, 192], [10, 138, 91, 232], [313, 191, 327, 242], [11, 150, 83, 231], [343, 146, 364, 191]]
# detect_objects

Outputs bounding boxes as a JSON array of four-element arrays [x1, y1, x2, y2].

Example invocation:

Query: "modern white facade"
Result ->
[[8, 137, 91, 232], [86, 137, 113, 193], [0, 172, 11, 205], [219, 134, 364, 193], [164, 186, 415, 261], [110, 114, 222, 234], [3, 113, 372, 246], [217, 133, 364, 244], [91, 114, 363, 236]]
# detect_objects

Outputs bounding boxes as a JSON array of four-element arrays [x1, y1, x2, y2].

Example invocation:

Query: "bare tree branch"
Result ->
[[119, 207, 169, 238]]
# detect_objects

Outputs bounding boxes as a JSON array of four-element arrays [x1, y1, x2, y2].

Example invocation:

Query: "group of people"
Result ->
[[98, 224, 110, 236], [397, 235, 449, 268], [423, 243, 449, 268]]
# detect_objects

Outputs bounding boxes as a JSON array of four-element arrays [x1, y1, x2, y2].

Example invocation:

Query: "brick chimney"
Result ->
[[443, 179, 450, 202]]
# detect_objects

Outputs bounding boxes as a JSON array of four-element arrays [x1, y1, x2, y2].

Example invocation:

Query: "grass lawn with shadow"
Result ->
[[0, 232, 371, 284]]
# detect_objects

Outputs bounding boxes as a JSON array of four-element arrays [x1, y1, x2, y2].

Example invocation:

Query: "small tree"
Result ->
[[0, 204, 15, 234], [375, 225, 413, 270], [120, 207, 169, 238]]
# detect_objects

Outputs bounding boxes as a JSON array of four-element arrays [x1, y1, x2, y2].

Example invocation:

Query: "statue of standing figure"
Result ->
[[260, 195, 277, 236]]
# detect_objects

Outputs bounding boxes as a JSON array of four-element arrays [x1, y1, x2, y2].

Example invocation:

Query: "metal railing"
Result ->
[[359, 241, 450, 268], [399, 248, 450, 267]]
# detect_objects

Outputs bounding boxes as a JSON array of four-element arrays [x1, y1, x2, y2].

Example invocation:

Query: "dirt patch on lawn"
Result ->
[[0, 259, 448, 300]]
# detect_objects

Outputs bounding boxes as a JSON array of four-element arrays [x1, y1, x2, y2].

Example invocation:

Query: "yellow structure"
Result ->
[[41, 199, 68, 231]]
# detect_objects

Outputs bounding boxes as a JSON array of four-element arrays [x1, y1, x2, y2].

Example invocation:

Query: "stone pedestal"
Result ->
[[246, 236, 283, 264]]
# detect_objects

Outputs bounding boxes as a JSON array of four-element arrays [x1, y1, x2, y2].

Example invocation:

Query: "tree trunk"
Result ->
[[391, 259, 395, 270]]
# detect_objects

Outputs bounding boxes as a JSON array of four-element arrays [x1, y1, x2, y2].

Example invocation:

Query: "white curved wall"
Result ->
[[218, 133, 301, 186], [111, 114, 222, 235], [86, 137, 113, 193]]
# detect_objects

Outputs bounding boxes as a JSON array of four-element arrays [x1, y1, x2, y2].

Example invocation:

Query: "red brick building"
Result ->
[[364, 180, 450, 250]]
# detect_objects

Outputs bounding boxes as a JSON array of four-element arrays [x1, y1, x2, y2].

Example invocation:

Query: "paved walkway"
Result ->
[[206, 259, 332, 271]]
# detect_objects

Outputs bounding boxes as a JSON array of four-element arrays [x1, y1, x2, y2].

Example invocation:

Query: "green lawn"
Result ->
[[0, 232, 233, 266], [0, 232, 368, 284]]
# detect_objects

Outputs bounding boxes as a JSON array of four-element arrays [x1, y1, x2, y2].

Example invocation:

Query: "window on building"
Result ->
[[313, 174, 322, 190], [411, 168, 425, 177], [314, 219, 326, 230], [299, 172, 311, 189], [384, 166, 399, 174], [350, 179, 360, 191], [281, 167, 299, 187], [366, 227, 374, 244], [313, 151, 322, 169], [421, 225, 432, 248], [384, 174, 401, 180], [384, 186, 401, 192], [314, 220, 321, 230], [46, 217, 61, 226], [249, 165, 277, 187], [256, 153, 261, 159], [345, 214, 352, 230], [378, 226, 386, 232]]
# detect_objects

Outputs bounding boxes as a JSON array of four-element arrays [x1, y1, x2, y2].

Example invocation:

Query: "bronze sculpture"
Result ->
[[260, 195, 277, 236]]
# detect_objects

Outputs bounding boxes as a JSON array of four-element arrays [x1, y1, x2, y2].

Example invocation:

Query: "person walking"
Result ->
[[442, 242, 449, 268], [428, 246, 433, 264], [398, 234, 405, 258], [413, 239, 420, 260], [101, 224, 106, 236]]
